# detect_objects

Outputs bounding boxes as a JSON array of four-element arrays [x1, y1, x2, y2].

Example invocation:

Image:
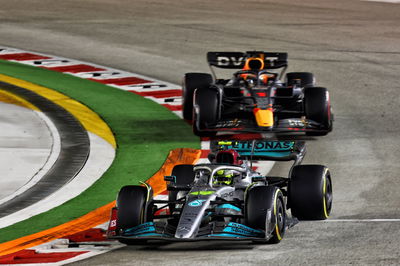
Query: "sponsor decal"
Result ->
[[218, 140, 294, 151], [110, 220, 116, 228], [188, 199, 206, 207], [220, 191, 234, 198], [265, 56, 279, 66], [216, 56, 244, 66], [177, 226, 190, 232], [222, 222, 264, 237], [215, 119, 242, 128], [287, 119, 307, 127], [189, 191, 215, 196]]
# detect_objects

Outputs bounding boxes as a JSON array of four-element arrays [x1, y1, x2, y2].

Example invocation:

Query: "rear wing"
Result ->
[[207, 51, 288, 70], [210, 140, 305, 162]]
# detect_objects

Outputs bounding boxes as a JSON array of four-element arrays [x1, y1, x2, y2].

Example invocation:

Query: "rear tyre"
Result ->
[[286, 72, 315, 87], [246, 186, 286, 244], [168, 165, 195, 213], [182, 73, 213, 121], [193, 88, 219, 137], [289, 165, 332, 220], [116, 185, 151, 245], [304, 87, 332, 136]]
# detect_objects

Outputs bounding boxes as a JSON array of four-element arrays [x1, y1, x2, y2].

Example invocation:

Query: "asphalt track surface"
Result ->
[[0, 0, 399, 264]]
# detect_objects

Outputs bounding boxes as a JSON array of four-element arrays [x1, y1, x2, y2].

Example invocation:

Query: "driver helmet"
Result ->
[[240, 57, 268, 85], [213, 169, 234, 186]]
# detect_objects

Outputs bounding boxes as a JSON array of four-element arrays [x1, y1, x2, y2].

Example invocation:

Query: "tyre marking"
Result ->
[[273, 189, 282, 241]]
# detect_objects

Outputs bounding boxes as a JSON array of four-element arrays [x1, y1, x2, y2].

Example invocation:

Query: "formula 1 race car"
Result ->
[[182, 51, 333, 137], [107, 140, 333, 243]]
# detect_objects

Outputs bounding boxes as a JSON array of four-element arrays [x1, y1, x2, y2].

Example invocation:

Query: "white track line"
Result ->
[[322, 219, 400, 222], [362, 0, 400, 3]]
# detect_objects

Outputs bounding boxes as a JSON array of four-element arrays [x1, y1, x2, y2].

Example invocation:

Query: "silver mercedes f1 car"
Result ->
[[107, 140, 332, 244]]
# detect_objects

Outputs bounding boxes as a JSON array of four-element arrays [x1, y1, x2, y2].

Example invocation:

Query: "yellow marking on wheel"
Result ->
[[140, 181, 152, 202], [273, 189, 282, 241], [0, 74, 116, 148], [0, 89, 38, 111]]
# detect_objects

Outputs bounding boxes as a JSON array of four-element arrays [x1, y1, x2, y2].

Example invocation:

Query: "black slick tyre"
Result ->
[[286, 72, 315, 87], [245, 186, 286, 244], [289, 165, 332, 220], [182, 73, 213, 121], [116, 185, 150, 244], [168, 164, 195, 213], [193, 87, 219, 137], [304, 87, 332, 136]]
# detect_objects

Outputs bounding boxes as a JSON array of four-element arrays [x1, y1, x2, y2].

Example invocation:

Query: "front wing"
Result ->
[[197, 118, 332, 135], [108, 221, 268, 242]]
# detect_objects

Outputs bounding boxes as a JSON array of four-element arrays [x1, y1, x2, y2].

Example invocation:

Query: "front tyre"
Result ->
[[116, 185, 151, 245], [304, 87, 332, 136], [245, 186, 286, 244], [182, 73, 213, 121], [289, 165, 332, 220], [193, 88, 219, 137]]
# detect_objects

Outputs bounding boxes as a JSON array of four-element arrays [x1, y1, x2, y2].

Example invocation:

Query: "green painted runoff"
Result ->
[[0, 59, 199, 243]]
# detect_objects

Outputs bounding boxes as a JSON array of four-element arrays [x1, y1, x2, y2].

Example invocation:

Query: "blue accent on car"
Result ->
[[222, 222, 264, 237], [124, 222, 156, 236], [209, 233, 247, 238], [227, 222, 264, 234], [216, 204, 241, 212], [188, 199, 206, 207], [130, 233, 165, 237]]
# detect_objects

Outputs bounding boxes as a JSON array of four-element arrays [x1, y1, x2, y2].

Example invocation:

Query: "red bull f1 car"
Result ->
[[182, 51, 333, 137], [107, 140, 333, 243]]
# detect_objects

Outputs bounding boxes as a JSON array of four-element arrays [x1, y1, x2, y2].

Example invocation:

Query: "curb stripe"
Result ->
[[89, 77, 151, 85], [131, 89, 182, 98], [0, 249, 88, 264], [0, 53, 50, 61], [42, 64, 106, 73]]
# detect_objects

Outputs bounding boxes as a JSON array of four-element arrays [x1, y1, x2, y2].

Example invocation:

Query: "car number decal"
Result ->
[[188, 199, 206, 207]]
